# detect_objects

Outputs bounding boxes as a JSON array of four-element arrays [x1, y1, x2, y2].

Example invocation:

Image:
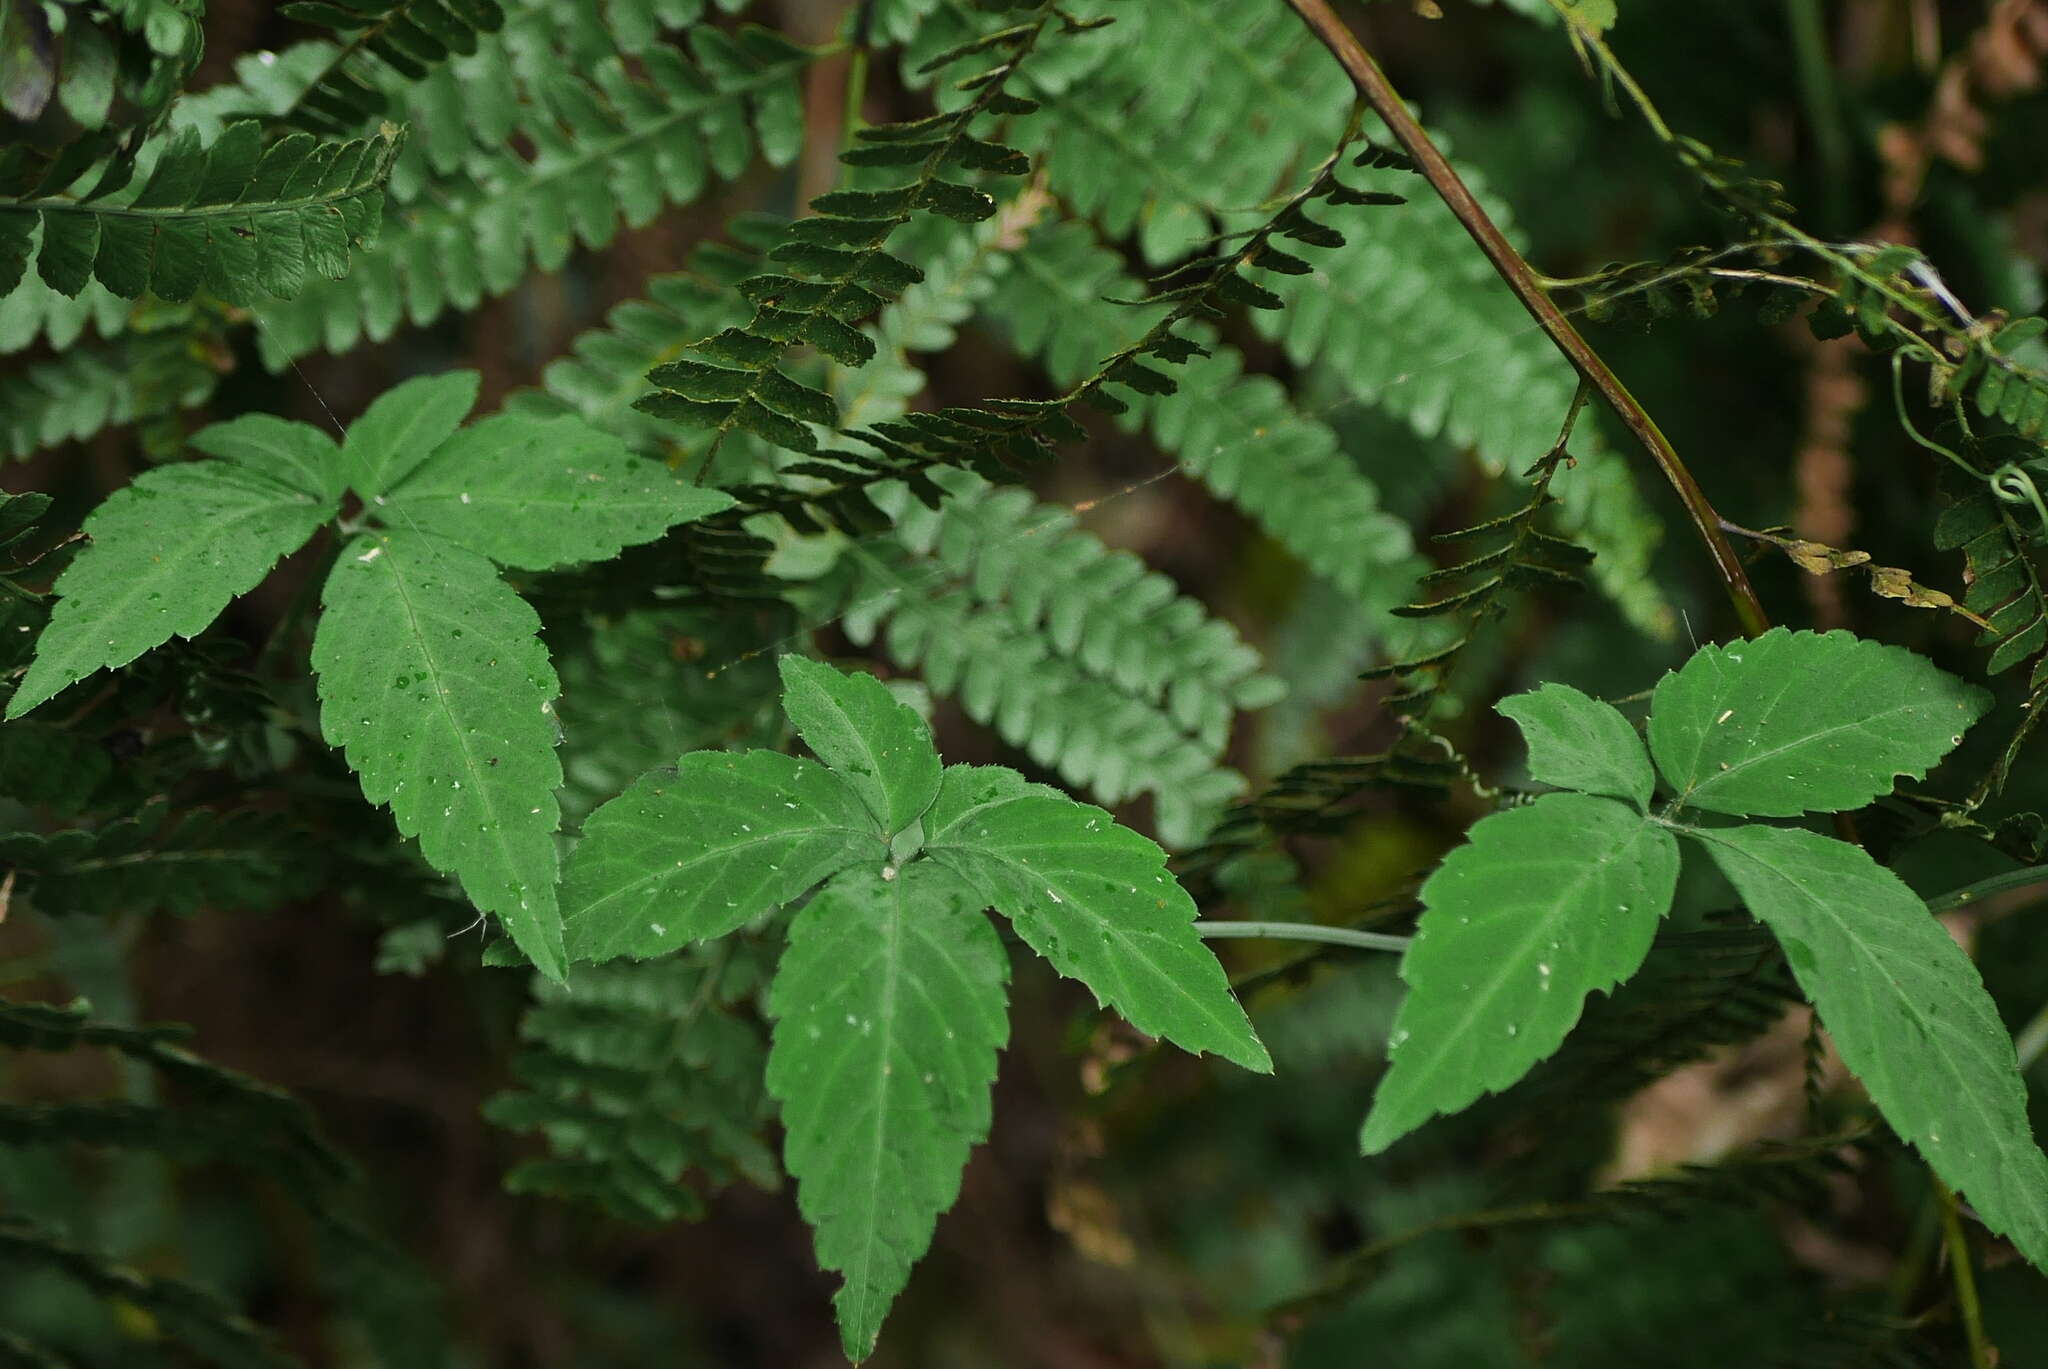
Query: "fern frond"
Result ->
[[773, 210, 1284, 844], [507, 219, 777, 455], [0, 249, 126, 354], [1585, 1129, 1874, 1224], [0, 994, 355, 1194], [634, 5, 1064, 474], [483, 944, 779, 1223], [1931, 475, 2048, 804], [1362, 445, 1593, 715], [550, 607, 781, 825], [1007, 0, 1354, 264], [1254, 154, 1668, 634], [983, 219, 1422, 612], [275, 0, 508, 136], [0, 803, 310, 918], [729, 138, 1393, 548], [1936, 475, 2048, 677], [0, 348, 142, 459], [252, 31, 809, 366], [0, 1219, 300, 1369], [0, 121, 400, 302]]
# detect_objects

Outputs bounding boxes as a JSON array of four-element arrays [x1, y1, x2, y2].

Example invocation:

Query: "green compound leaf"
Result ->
[[1699, 823, 2048, 1267], [1496, 683, 1655, 808], [381, 414, 735, 571], [925, 765, 1269, 1072], [8, 462, 333, 719], [186, 413, 344, 503], [777, 655, 942, 840], [561, 751, 880, 964], [767, 863, 1008, 1363], [1361, 793, 1678, 1154], [1649, 628, 1989, 817], [341, 370, 480, 501], [313, 530, 565, 979]]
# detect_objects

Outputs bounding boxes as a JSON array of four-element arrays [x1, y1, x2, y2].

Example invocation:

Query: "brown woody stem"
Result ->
[[1280, 0, 1771, 639]]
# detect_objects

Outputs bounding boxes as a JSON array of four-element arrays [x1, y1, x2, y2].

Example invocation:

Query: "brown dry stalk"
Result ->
[[1277, 0, 1771, 638]]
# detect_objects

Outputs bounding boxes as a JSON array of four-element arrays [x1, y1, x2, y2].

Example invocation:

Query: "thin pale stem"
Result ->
[[1277, 0, 1770, 639], [1936, 1178, 1993, 1369], [1924, 864, 2048, 916], [1194, 920, 1412, 953]]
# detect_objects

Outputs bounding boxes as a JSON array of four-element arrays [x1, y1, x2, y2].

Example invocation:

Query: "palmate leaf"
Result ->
[[766, 863, 1008, 1362], [561, 655, 1266, 1356], [560, 750, 881, 963], [1650, 628, 1990, 817], [313, 530, 566, 978], [6, 455, 334, 719], [924, 765, 1270, 1071], [1496, 682, 1654, 808], [778, 654, 941, 839], [1360, 793, 1678, 1154], [1699, 823, 2048, 1266]]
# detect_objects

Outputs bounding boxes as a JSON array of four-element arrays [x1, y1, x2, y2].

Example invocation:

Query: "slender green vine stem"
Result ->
[[1925, 865, 2048, 916], [1194, 920, 1412, 953], [1936, 1178, 1994, 1369], [1784, 0, 1849, 226], [1276, 0, 1772, 640]]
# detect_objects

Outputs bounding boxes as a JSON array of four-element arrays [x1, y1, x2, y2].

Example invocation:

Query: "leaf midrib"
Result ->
[[374, 538, 552, 957]]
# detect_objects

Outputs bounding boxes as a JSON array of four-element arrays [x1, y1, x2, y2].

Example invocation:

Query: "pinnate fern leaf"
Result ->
[[767, 863, 1008, 1362], [484, 943, 778, 1224], [278, 0, 507, 136], [0, 121, 400, 301]]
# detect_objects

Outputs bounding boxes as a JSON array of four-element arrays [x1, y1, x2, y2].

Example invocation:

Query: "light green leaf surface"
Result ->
[[1649, 628, 1988, 817], [342, 370, 480, 500], [561, 750, 880, 964], [186, 413, 345, 503], [381, 414, 735, 570], [313, 530, 565, 979], [777, 655, 942, 839], [767, 863, 1008, 1362], [1361, 793, 1678, 1153], [1700, 822, 2048, 1266], [1496, 683, 1654, 808], [9, 463, 332, 718], [925, 765, 1269, 1072]]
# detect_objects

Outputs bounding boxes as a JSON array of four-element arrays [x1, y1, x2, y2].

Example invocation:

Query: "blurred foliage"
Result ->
[[2, 0, 2048, 1364]]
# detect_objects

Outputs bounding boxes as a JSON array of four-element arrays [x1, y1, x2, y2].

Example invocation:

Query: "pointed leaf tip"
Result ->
[[924, 765, 1269, 1072], [776, 655, 942, 840]]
